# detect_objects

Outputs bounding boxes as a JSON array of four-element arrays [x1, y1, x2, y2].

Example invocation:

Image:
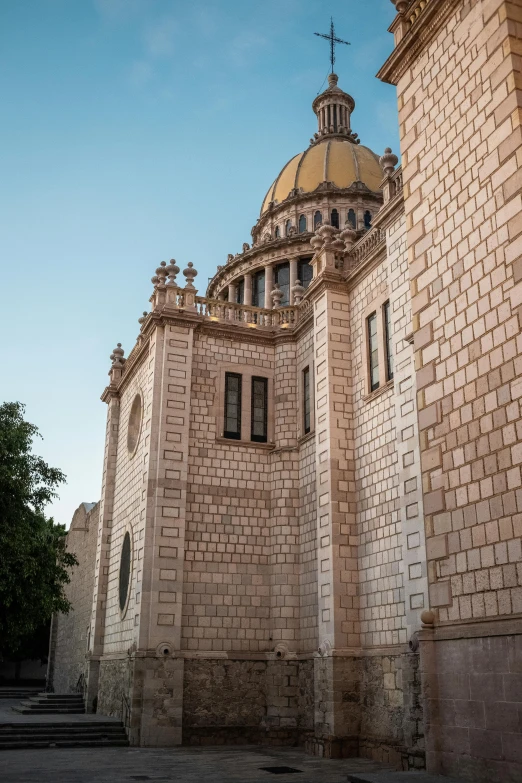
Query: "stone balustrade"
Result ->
[[346, 226, 386, 270]]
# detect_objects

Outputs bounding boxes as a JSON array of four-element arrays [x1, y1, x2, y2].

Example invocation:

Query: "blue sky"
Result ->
[[0, 0, 399, 526]]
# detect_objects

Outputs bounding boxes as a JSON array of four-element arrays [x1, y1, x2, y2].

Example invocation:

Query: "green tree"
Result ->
[[0, 402, 77, 659]]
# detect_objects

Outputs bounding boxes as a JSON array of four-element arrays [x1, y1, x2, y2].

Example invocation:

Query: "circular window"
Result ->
[[119, 531, 131, 613], [127, 393, 143, 455]]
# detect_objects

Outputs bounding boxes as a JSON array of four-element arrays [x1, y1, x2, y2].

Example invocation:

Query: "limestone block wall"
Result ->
[[102, 346, 155, 657], [49, 502, 99, 694], [387, 0, 522, 777], [350, 255, 405, 649], [182, 331, 275, 654]]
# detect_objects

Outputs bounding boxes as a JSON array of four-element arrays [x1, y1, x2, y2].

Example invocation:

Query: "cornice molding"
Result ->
[[377, 0, 461, 85]]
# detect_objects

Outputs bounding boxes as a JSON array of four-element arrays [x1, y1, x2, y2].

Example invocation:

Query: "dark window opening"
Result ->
[[235, 278, 244, 305], [251, 377, 268, 443], [275, 262, 290, 306], [285, 219, 292, 236], [331, 209, 339, 229], [303, 367, 311, 435], [313, 211, 322, 229], [298, 258, 313, 289], [384, 300, 394, 382], [298, 214, 307, 234], [364, 210, 372, 228], [252, 270, 265, 308], [368, 313, 379, 392], [347, 209, 356, 229], [275, 225, 280, 239], [333, 105, 337, 131], [119, 532, 131, 612], [224, 373, 242, 439]]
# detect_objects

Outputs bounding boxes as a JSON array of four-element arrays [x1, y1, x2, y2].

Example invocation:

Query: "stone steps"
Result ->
[[0, 689, 41, 700], [11, 693, 86, 715], [0, 721, 129, 749]]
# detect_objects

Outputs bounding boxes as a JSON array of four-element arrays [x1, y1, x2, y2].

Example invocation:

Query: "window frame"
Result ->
[[362, 293, 394, 398], [303, 366, 311, 435], [298, 214, 307, 234], [384, 300, 394, 382], [216, 365, 274, 445], [224, 372, 242, 440], [251, 376, 268, 443], [367, 312, 379, 393]]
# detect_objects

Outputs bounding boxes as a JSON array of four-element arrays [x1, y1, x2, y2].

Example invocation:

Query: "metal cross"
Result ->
[[314, 17, 350, 73]]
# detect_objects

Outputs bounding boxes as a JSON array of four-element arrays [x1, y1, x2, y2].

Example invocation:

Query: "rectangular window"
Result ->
[[224, 373, 242, 439], [235, 278, 244, 305], [275, 262, 290, 305], [368, 313, 379, 392], [252, 270, 265, 307], [303, 366, 311, 434], [384, 300, 393, 382], [251, 377, 268, 443], [298, 258, 313, 289]]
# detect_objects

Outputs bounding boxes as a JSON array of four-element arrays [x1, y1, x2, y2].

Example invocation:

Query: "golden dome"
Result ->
[[261, 138, 382, 215]]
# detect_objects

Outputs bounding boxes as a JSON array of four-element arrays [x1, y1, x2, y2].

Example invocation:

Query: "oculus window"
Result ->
[[127, 393, 143, 455], [119, 531, 131, 613]]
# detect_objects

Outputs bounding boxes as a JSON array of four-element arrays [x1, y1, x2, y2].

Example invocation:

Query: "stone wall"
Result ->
[[380, 0, 522, 776], [421, 623, 522, 781], [182, 657, 315, 745], [97, 656, 131, 717], [49, 502, 99, 695]]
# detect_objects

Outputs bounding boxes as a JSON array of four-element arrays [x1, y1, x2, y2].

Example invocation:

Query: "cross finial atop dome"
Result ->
[[314, 17, 350, 73]]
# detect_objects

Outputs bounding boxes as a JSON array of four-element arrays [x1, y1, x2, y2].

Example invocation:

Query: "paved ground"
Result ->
[[0, 699, 119, 724], [0, 745, 459, 783]]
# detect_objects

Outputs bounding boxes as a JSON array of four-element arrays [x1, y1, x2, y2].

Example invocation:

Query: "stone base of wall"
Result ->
[[183, 726, 310, 746], [304, 734, 359, 758], [420, 620, 522, 783]]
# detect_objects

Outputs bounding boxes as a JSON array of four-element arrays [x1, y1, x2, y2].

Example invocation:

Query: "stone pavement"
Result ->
[[0, 745, 461, 783]]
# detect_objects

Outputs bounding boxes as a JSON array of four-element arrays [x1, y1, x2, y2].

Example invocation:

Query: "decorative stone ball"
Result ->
[[420, 609, 435, 626]]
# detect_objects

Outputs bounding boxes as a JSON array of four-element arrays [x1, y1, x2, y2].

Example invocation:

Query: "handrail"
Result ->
[[121, 692, 131, 729], [75, 672, 86, 697]]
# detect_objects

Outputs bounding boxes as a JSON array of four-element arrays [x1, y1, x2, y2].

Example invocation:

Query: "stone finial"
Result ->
[[420, 609, 435, 628], [271, 283, 283, 308], [227, 253, 234, 263], [391, 0, 409, 12], [328, 73, 339, 88], [138, 311, 148, 327], [165, 259, 180, 286], [292, 279, 306, 304], [340, 227, 358, 252], [183, 262, 198, 289], [310, 234, 323, 251], [110, 343, 125, 368], [242, 242, 250, 252], [380, 147, 399, 176], [154, 261, 168, 286], [316, 224, 339, 249]]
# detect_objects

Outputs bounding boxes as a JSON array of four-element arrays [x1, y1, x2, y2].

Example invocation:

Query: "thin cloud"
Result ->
[[128, 60, 154, 88], [144, 16, 178, 57]]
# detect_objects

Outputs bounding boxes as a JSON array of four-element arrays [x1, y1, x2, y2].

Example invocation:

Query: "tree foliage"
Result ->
[[0, 402, 78, 659]]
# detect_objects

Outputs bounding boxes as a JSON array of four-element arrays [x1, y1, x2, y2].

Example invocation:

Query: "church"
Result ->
[[48, 3, 522, 781]]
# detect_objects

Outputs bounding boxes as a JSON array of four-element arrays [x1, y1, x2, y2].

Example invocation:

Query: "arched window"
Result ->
[[331, 209, 339, 229], [364, 210, 372, 228], [313, 211, 322, 229], [285, 219, 292, 236], [298, 214, 307, 234], [275, 225, 280, 239], [347, 209, 356, 229]]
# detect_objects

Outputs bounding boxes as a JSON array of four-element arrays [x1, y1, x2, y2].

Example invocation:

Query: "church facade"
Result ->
[[48, 2, 522, 780]]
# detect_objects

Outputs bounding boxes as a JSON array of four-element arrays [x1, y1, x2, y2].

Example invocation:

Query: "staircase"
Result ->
[[12, 693, 85, 715], [0, 687, 41, 700], [0, 721, 129, 749]]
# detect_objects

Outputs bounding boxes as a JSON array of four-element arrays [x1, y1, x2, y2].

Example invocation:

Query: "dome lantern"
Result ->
[[311, 73, 359, 145]]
